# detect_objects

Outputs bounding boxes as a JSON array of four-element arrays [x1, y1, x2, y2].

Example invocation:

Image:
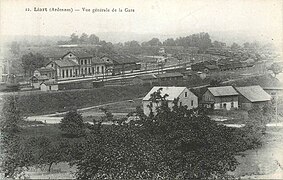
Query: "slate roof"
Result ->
[[53, 59, 79, 67], [38, 67, 56, 72], [207, 86, 238, 97], [63, 51, 93, 59], [143, 86, 190, 101], [41, 80, 58, 86], [235, 85, 272, 102], [92, 57, 106, 65], [156, 72, 183, 78]]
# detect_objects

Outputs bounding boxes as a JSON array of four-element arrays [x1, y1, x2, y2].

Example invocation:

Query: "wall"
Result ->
[[214, 96, 238, 110], [202, 90, 238, 110], [178, 89, 198, 109], [143, 89, 198, 116]]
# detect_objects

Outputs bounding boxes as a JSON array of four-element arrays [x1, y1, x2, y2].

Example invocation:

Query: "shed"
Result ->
[[40, 80, 59, 91], [235, 85, 272, 110]]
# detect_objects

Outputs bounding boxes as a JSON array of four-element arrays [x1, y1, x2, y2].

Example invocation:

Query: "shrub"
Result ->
[[59, 110, 85, 138]]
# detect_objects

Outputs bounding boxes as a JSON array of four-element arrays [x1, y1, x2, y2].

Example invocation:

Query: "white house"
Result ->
[[142, 86, 198, 116]]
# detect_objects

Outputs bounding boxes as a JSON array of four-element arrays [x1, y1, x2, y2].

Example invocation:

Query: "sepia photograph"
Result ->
[[0, 0, 282, 179]]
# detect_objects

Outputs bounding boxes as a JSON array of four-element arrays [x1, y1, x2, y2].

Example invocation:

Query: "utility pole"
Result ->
[[275, 93, 278, 127]]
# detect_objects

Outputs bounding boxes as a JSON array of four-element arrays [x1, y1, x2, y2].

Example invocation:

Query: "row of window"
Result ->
[[219, 102, 235, 109], [80, 59, 92, 65], [61, 66, 105, 78]]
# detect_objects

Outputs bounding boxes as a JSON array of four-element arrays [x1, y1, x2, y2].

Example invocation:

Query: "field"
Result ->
[[10, 84, 151, 116]]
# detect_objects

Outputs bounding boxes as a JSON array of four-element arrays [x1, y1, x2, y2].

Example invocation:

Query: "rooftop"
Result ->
[[207, 86, 239, 97], [235, 85, 272, 102], [53, 59, 79, 67], [143, 86, 188, 101]]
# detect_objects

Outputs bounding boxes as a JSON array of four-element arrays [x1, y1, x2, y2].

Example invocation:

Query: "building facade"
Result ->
[[44, 51, 106, 79], [202, 86, 239, 110], [235, 86, 272, 110], [143, 86, 198, 116]]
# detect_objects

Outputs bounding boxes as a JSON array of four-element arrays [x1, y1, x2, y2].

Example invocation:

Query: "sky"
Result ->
[[0, 0, 282, 49]]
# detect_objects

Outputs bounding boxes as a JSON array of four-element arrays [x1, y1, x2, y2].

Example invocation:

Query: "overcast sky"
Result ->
[[0, 0, 282, 48]]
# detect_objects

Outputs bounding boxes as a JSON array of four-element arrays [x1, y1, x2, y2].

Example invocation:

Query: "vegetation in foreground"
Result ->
[[0, 90, 271, 179]]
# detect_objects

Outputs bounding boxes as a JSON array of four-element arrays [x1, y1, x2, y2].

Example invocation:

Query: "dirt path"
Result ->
[[228, 126, 283, 179]]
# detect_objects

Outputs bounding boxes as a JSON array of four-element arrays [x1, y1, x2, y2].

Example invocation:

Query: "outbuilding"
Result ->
[[235, 85, 272, 110]]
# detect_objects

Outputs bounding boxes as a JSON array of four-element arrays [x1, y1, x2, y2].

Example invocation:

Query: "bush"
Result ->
[[59, 110, 85, 138]]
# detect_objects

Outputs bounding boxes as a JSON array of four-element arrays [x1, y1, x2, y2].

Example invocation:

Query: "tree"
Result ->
[[73, 91, 258, 179], [213, 41, 226, 48], [210, 79, 222, 87], [1, 96, 22, 134], [79, 33, 89, 44], [21, 52, 45, 76], [163, 38, 176, 46], [10, 41, 20, 55], [148, 38, 162, 46], [231, 42, 241, 50], [268, 63, 282, 77], [70, 33, 79, 44], [124, 41, 141, 48], [0, 96, 24, 178], [59, 110, 85, 138], [88, 34, 100, 44]]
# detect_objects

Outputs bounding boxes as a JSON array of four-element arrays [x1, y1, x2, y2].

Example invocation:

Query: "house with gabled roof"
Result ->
[[235, 85, 272, 110], [40, 51, 106, 79], [201, 86, 239, 110], [143, 86, 198, 116], [40, 80, 59, 91]]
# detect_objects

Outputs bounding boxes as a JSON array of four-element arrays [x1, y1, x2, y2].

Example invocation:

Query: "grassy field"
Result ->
[[11, 84, 151, 116]]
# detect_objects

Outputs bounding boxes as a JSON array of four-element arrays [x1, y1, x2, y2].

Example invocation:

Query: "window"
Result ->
[[88, 68, 91, 75], [81, 60, 84, 65], [85, 68, 87, 74], [75, 69, 78, 76], [220, 103, 222, 108], [97, 66, 100, 74], [231, 102, 234, 108], [81, 68, 84, 75], [185, 92, 188, 97], [191, 100, 193, 106], [180, 102, 182, 106], [66, 69, 69, 77], [70, 69, 73, 77], [92, 67, 95, 74], [85, 59, 87, 65], [223, 103, 227, 109], [102, 66, 104, 74], [51, 64, 54, 67], [62, 70, 65, 78]]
